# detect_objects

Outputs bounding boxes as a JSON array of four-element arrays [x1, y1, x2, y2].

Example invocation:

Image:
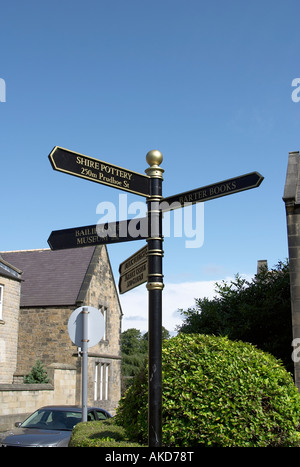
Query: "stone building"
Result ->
[[1, 245, 122, 414], [0, 256, 22, 384], [283, 151, 300, 390]]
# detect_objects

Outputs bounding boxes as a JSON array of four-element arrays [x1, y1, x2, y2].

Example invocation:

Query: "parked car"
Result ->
[[0, 405, 112, 447]]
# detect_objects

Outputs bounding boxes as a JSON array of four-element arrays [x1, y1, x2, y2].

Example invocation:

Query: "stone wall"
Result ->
[[0, 275, 21, 384], [77, 246, 122, 412], [84, 245, 122, 359], [0, 363, 76, 431], [284, 202, 300, 389], [283, 151, 300, 390], [15, 306, 76, 377]]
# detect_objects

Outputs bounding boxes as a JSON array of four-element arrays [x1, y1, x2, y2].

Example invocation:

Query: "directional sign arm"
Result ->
[[118, 259, 148, 294], [119, 245, 148, 275], [49, 146, 150, 197], [118, 245, 148, 294], [48, 217, 148, 250], [161, 172, 264, 212]]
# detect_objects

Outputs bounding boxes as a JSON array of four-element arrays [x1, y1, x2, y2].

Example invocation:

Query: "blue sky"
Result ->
[[1, 0, 300, 332]]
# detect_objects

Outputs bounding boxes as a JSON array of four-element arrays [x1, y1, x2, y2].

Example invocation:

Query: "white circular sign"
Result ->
[[68, 306, 105, 348]]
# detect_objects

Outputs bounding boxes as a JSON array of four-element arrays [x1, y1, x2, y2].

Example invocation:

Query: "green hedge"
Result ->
[[69, 418, 143, 447], [116, 334, 300, 447]]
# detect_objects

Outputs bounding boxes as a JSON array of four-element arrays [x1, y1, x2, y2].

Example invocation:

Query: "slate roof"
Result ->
[[0, 247, 97, 307]]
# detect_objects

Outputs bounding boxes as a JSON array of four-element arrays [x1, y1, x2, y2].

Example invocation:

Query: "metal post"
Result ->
[[81, 306, 89, 422], [145, 150, 164, 447]]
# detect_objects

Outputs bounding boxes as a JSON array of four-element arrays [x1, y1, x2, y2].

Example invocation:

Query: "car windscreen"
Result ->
[[21, 409, 82, 431]]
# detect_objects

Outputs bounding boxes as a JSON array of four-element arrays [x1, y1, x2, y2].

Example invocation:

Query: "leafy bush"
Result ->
[[69, 418, 143, 447], [116, 334, 300, 447]]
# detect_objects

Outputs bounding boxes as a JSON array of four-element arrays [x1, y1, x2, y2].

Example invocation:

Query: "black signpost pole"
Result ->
[[48, 144, 264, 449], [145, 150, 164, 447]]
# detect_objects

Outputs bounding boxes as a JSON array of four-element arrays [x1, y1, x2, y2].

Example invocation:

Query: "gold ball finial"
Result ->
[[146, 150, 163, 167]]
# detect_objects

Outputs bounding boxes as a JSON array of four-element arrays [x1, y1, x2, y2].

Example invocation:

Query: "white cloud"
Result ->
[[119, 279, 220, 335], [119, 274, 254, 335]]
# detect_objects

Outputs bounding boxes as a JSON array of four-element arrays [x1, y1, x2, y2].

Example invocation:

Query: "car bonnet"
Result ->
[[1, 427, 71, 447]]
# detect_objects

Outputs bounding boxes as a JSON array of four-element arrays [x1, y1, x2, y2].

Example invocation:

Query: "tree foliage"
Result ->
[[121, 327, 170, 393], [121, 328, 147, 356], [177, 260, 293, 372], [116, 334, 300, 447]]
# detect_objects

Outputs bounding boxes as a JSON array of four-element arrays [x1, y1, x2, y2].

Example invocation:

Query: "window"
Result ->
[[95, 409, 109, 420], [0, 285, 3, 320], [94, 362, 110, 401], [87, 412, 96, 421], [99, 305, 107, 340]]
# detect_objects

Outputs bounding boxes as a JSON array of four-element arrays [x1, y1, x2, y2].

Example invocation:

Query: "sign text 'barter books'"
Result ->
[[161, 172, 263, 211]]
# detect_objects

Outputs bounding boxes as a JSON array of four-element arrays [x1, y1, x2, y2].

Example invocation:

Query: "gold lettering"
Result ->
[[76, 235, 99, 245], [75, 228, 97, 237], [75, 156, 135, 182], [136, 263, 147, 274], [99, 163, 132, 181]]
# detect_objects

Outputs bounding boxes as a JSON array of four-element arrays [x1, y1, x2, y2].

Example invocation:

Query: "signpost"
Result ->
[[48, 145, 264, 447], [118, 259, 148, 294], [161, 172, 264, 211], [144, 151, 164, 447], [49, 146, 150, 197], [119, 245, 148, 276], [118, 245, 148, 294], [47, 217, 148, 250]]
